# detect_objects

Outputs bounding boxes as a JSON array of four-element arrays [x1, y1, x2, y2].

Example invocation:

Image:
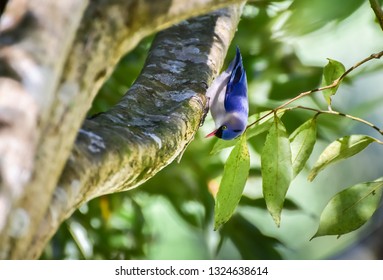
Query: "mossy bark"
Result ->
[[0, 0, 245, 259]]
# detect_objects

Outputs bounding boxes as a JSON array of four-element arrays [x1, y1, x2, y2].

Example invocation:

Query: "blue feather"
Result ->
[[206, 46, 249, 140]]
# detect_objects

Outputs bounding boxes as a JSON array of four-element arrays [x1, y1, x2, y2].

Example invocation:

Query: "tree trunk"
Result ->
[[0, 0, 245, 259]]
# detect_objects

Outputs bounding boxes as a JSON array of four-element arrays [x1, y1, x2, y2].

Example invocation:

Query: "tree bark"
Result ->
[[0, 0, 245, 259]]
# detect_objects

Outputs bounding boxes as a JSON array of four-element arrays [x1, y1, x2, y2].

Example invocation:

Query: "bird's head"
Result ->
[[206, 123, 245, 140]]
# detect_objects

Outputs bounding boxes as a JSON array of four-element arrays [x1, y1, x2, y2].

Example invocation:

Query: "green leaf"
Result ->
[[261, 117, 293, 227], [308, 135, 376, 181], [289, 118, 317, 177], [214, 133, 250, 230], [312, 180, 383, 239], [283, 0, 364, 35], [210, 110, 285, 155], [321, 58, 346, 105]]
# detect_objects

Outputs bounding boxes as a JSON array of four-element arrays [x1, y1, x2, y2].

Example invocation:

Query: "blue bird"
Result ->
[[206, 46, 248, 140]]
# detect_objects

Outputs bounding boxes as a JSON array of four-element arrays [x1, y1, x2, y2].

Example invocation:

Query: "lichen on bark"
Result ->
[[0, 0, 245, 259]]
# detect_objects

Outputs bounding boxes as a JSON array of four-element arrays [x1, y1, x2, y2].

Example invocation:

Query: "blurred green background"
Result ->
[[42, 0, 383, 260]]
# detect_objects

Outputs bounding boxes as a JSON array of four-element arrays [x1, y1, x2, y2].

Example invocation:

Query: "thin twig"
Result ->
[[370, 0, 383, 31], [245, 85, 332, 130], [246, 50, 383, 130], [292, 105, 383, 141], [337, 50, 383, 82], [66, 221, 88, 260]]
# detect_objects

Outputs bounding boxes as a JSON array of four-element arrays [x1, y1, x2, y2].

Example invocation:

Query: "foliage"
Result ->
[[214, 133, 250, 229], [308, 135, 378, 182], [261, 116, 293, 226], [312, 180, 383, 239], [321, 59, 346, 106], [43, 1, 383, 259]]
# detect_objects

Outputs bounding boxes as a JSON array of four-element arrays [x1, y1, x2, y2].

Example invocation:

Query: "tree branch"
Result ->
[[247, 50, 383, 129], [289, 105, 383, 140], [0, 0, 88, 259], [0, 0, 245, 259], [370, 0, 383, 31]]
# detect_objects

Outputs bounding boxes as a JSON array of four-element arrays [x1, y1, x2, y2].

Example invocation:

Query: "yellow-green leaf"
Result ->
[[214, 133, 250, 229], [312, 180, 383, 239], [289, 118, 317, 177], [321, 58, 345, 106], [308, 135, 376, 181], [261, 117, 293, 227]]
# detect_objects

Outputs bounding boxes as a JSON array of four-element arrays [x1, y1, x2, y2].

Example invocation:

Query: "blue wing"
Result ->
[[224, 47, 248, 115]]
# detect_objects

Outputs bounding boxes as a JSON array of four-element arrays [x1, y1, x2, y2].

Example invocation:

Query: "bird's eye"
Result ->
[[222, 125, 228, 130]]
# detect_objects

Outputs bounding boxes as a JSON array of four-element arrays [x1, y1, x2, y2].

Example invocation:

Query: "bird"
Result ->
[[206, 46, 248, 140]]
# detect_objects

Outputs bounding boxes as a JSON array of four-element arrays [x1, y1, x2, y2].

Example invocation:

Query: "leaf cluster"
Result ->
[[213, 43, 383, 242]]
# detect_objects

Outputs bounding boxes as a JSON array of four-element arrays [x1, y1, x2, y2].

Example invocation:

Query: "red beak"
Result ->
[[205, 129, 217, 138]]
